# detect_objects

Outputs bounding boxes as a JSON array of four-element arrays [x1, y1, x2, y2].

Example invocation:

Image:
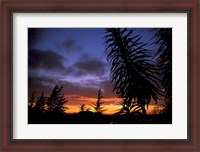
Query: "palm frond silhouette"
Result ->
[[153, 28, 172, 121], [104, 28, 160, 118], [115, 101, 141, 115], [153, 28, 172, 102]]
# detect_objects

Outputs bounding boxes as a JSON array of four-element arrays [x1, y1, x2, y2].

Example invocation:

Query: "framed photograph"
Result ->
[[1, 0, 199, 151]]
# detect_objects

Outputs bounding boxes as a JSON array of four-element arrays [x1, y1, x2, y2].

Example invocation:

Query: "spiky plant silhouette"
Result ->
[[28, 85, 69, 123], [28, 91, 46, 113], [115, 101, 141, 115], [153, 28, 172, 121], [92, 89, 106, 114], [153, 28, 172, 102], [35, 90, 46, 112], [79, 104, 86, 112], [46, 85, 68, 115], [104, 28, 160, 118]]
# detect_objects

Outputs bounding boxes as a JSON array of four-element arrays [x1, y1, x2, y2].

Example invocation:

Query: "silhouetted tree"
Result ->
[[35, 90, 46, 113], [28, 85, 69, 123], [153, 28, 172, 102], [92, 89, 106, 114], [104, 28, 160, 119], [162, 100, 172, 123], [79, 104, 86, 112], [28, 92, 36, 108], [28, 91, 46, 123], [153, 28, 172, 120], [28, 91, 45, 113], [46, 85, 68, 116]]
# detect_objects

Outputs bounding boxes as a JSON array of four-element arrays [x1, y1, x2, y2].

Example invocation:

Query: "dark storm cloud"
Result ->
[[28, 49, 66, 72], [63, 78, 116, 99], [28, 74, 103, 98], [100, 79, 116, 98], [56, 38, 82, 53], [74, 58, 107, 76], [28, 74, 77, 97], [28, 74, 56, 96], [62, 81, 100, 98]]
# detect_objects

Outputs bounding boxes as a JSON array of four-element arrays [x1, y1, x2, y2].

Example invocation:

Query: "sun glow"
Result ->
[[64, 94, 161, 115]]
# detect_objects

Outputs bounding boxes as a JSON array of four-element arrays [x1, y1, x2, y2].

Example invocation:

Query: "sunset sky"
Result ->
[[28, 28, 161, 114]]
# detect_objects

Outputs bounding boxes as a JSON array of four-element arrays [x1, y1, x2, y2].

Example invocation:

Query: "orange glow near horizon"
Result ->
[[65, 104, 158, 115], [64, 94, 122, 114], [64, 94, 161, 115], [64, 94, 122, 103]]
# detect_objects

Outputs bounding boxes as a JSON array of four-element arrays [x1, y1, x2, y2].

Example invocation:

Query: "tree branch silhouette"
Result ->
[[104, 28, 160, 120]]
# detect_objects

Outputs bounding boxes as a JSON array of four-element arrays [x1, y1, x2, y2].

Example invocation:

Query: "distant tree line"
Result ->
[[28, 85, 67, 123], [28, 86, 107, 123]]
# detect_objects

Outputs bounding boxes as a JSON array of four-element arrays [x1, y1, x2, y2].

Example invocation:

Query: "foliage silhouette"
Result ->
[[153, 28, 172, 102], [46, 85, 68, 116], [28, 85, 68, 124], [91, 89, 106, 114], [28, 28, 172, 124], [74, 90, 108, 124], [115, 101, 141, 115], [28, 84, 171, 124], [35, 90, 46, 113], [79, 104, 86, 112], [161, 100, 172, 123], [153, 28, 172, 122], [104, 28, 160, 119], [28, 91, 46, 123], [28, 91, 46, 119], [28, 92, 36, 108]]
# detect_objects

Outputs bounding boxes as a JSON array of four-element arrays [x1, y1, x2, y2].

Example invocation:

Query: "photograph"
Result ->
[[1, 0, 199, 151], [28, 28, 172, 124]]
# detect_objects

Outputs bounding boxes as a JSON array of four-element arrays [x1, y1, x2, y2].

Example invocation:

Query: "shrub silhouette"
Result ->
[[28, 92, 36, 108], [79, 104, 86, 112], [35, 90, 46, 113], [91, 88, 106, 114], [28, 85, 68, 123], [28, 91, 46, 123], [46, 85, 68, 117]]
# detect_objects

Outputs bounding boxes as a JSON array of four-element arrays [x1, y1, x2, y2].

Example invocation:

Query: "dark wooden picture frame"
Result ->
[[0, 0, 199, 151]]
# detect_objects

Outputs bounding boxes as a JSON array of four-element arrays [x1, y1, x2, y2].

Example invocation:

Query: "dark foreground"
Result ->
[[28, 111, 172, 124]]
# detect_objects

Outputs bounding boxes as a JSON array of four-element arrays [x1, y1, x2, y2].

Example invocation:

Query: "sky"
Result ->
[[28, 28, 160, 114]]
